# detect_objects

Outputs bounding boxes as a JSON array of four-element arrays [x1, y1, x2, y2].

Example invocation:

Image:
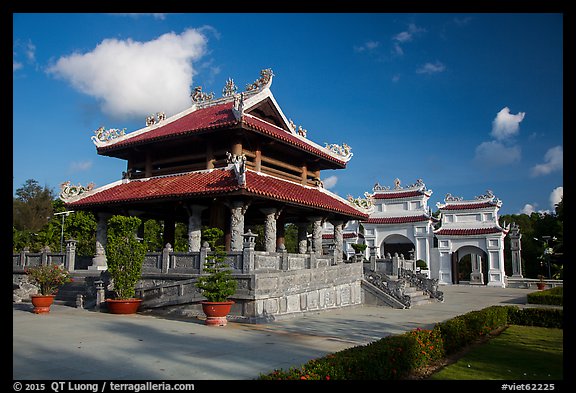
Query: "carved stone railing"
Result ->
[[363, 269, 412, 308], [399, 268, 444, 302]]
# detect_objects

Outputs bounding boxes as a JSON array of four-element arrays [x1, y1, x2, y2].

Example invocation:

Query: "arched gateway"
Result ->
[[59, 69, 371, 320]]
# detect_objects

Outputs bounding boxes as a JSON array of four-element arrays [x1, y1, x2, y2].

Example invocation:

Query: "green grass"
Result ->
[[429, 325, 563, 380]]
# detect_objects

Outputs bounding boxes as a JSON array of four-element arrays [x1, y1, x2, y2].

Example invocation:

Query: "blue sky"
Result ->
[[13, 12, 564, 216]]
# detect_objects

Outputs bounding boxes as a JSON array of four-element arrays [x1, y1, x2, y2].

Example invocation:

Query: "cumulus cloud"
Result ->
[[549, 186, 563, 209], [46, 28, 209, 119], [416, 61, 446, 75], [519, 203, 536, 215], [491, 107, 525, 140], [531, 145, 563, 176], [323, 175, 338, 189], [474, 140, 521, 166]]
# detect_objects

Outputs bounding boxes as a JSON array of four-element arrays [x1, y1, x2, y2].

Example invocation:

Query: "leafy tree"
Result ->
[[195, 227, 237, 302], [106, 215, 146, 299], [13, 179, 54, 232], [143, 219, 164, 252]]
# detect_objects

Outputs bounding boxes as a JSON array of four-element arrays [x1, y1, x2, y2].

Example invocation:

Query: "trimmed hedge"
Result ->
[[527, 286, 563, 306], [257, 305, 563, 380]]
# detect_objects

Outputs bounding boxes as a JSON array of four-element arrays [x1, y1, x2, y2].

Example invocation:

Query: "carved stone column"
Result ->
[[296, 222, 308, 254], [90, 213, 110, 270], [230, 201, 248, 251], [332, 220, 344, 264], [509, 223, 523, 277], [310, 216, 324, 255], [187, 205, 206, 252], [261, 208, 277, 253]]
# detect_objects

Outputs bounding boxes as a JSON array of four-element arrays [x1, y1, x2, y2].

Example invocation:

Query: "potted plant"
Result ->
[[536, 275, 546, 290], [25, 263, 72, 314], [195, 227, 238, 326], [105, 215, 146, 314], [350, 243, 367, 263]]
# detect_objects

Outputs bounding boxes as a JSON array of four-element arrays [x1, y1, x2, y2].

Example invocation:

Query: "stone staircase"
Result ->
[[403, 285, 433, 306], [362, 268, 443, 309], [54, 270, 101, 307]]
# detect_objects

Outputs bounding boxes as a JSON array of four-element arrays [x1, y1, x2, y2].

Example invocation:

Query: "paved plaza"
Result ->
[[13, 285, 536, 380]]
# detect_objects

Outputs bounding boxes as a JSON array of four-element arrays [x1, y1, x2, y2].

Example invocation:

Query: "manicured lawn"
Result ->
[[429, 325, 563, 380]]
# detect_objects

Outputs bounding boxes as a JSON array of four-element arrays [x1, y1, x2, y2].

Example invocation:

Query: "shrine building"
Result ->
[[61, 69, 372, 320], [325, 178, 510, 287]]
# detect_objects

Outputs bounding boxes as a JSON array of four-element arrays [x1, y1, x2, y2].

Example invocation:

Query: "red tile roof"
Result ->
[[242, 114, 347, 166], [65, 169, 240, 207], [362, 215, 431, 224], [97, 103, 238, 153], [322, 232, 364, 239], [96, 103, 347, 167], [438, 202, 497, 210], [372, 191, 425, 199], [65, 168, 368, 219], [434, 227, 506, 236]]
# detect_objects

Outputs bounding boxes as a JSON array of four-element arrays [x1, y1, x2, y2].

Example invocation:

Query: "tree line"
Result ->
[[13, 179, 563, 279]]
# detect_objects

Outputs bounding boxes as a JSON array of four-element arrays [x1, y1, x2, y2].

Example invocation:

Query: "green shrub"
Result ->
[[507, 307, 563, 328], [416, 259, 428, 269], [527, 286, 563, 306], [258, 305, 563, 380]]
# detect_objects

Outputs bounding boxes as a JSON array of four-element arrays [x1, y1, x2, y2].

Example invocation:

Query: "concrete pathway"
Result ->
[[13, 285, 536, 380]]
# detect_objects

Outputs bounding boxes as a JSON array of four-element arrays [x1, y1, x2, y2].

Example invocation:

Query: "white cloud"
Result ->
[[13, 61, 22, 72], [393, 23, 425, 43], [474, 140, 521, 166], [416, 61, 446, 75], [519, 203, 536, 215], [549, 186, 563, 209], [69, 161, 93, 172], [531, 145, 563, 176], [491, 107, 525, 140], [323, 176, 338, 189], [354, 40, 380, 53], [46, 28, 209, 119]]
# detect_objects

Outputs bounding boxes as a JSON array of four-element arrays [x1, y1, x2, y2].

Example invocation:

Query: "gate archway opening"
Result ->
[[380, 234, 415, 259], [452, 245, 488, 285]]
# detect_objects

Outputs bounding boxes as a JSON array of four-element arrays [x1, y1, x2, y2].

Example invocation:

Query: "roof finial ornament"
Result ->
[[91, 126, 126, 146], [394, 178, 401, 189], [222, 78, 238, 97], [245, 68, 274, 91], [191, 86, 215, 103]]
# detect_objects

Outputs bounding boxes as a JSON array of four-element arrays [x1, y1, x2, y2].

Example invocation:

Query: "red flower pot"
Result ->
[[106, 298, 143, 314], [201, 301, 234, 326], [30, 295, 55, 314]]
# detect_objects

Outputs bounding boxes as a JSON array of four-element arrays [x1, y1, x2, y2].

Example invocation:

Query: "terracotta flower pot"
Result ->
[[31, 294, 56, 314], [106, 298, 142, 314], [201, 301, 234, 326]]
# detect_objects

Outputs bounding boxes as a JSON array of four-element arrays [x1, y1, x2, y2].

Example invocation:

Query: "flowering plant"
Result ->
[[25, 264, 72, 295]]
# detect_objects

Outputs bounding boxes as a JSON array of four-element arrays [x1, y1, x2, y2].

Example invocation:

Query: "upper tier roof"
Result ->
[[92, 69, 353, 168]]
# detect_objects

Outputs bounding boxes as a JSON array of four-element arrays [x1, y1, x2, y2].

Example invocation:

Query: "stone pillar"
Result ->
[[242, 230, 257, 274], [187, 205, 206, 252], [310, 216, 324, 255], [276, 217, 286, 251], [470, 253, 484, 284], [261, 208, 277, 253], [230, 201, 248, 251], [90, 213, 110, 270], [65, 239, 77, 272], [509, 223, 523, 277], [332, 220, 344, 264], [296, 222, 308, 254]]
